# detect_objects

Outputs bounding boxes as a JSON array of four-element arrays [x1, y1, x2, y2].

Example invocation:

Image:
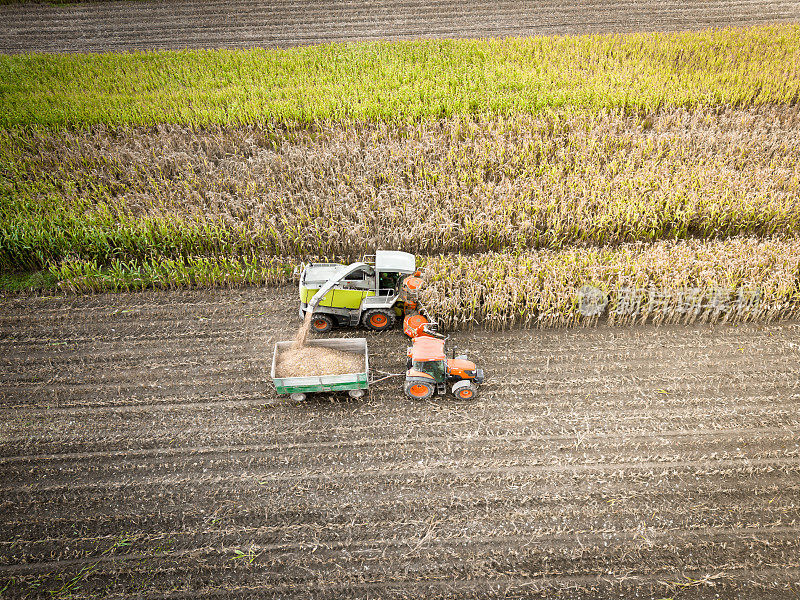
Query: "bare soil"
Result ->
[[0, 286, 798, 598], [1, 0, 799, 54]]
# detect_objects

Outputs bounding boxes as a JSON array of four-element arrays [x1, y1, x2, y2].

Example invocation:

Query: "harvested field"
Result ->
[[1, 287, 799, 598], [1, 0, 799, 54]]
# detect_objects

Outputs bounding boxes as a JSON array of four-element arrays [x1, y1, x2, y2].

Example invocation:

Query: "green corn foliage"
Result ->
[[50, 255, 297, 294], [1, 25, 799, 126]]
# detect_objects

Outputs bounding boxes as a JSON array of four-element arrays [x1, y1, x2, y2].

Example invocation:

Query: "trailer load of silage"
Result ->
[[274, 312, 362, 378], [274, 345, 363, 378]]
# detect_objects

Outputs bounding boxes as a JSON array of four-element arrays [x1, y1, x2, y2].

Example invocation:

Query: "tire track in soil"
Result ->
[[1, 424, 793, 464], [4, 441, 797, 492], [5, 487, 799, 547], [6, 477, 798, 549], [105, 568, 800, 600], [1, 0, 799, 54], [1, 288, 799, 597], [2, 561, 798, 600], [2, 397, 798, 456], [6, 456, 800, 496], [2, 525, 798, 575], [1, 400, 797, 458], [5, 520, 799, 561]]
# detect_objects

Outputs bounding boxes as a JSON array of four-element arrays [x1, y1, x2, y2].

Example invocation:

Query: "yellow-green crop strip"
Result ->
[[1, 25, 799, 326], [1, 25, 799, 126]]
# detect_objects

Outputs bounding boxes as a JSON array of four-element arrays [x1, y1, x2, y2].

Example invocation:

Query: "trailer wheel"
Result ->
[[404, 380, 434, 400], [363, 309, 396, 332], [310, 314, 335, 333], [290, 393, 306, 402], [347, 389, 365, 399], [452, 380, 478, 400]]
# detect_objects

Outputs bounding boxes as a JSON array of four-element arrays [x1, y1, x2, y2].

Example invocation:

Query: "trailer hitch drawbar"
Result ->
[[369, 371, 404, 385]]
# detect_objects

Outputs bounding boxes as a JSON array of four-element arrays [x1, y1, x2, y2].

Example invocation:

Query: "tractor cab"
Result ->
[[404, 335, 484, 400], [407, 335, 447, 382]]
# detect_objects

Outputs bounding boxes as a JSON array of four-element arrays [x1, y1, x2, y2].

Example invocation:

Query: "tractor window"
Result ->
[[412, 360, 446, 383]]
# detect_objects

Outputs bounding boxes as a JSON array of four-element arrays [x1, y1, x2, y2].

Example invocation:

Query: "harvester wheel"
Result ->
[[310, 314, 334, 333], [363, 309, 395, 332], [290, 393, 307, 402], [452, 380, 478, 400], [347, 388, 366, 399], [404, 380, 434, 400]]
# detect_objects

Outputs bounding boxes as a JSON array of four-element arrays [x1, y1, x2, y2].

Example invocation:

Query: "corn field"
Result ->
[[3, 106, 799, 269], [1, 26, 799, 328], [3, 107, 800, 327], [419, 237, 800, 329], [1, 25, 799, 126]]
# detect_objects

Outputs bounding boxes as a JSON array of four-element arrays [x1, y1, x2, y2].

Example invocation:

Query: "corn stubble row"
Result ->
[[3, 107, 799, 273]]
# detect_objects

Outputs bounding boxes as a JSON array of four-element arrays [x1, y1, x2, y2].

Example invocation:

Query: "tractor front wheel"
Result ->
[[404, 380, 434, 400], [363, 309, 396, 332], [451, 380, 478, 400], [310, 314, 335, 333]]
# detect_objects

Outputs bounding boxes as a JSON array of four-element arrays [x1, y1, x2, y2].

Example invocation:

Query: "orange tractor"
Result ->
[[404, 333, 484, 400]]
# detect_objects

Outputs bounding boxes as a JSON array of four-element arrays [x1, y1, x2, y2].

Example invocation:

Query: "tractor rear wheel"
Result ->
[[404, 380, 434, 400], [310, 314, 335, 333], [452, 380, 478, 400], [363, 309, 396, 332]]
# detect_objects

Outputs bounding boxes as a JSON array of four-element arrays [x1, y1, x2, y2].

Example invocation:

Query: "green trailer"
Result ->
[[270, 338, 369, 401]]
